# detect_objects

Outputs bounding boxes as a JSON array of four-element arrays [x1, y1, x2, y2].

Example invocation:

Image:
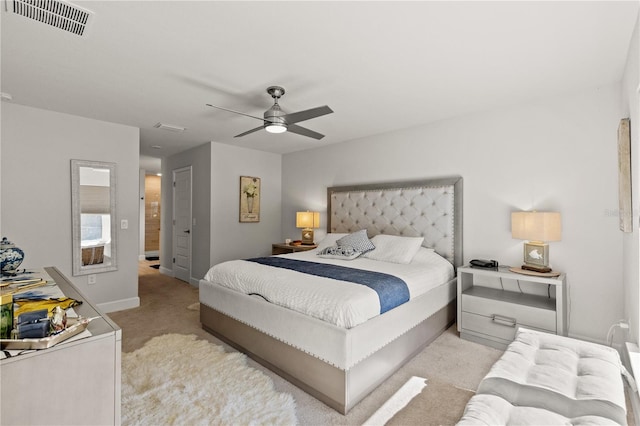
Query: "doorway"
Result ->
[[172, 166, 192, 283], [144, 174, 161, 260]]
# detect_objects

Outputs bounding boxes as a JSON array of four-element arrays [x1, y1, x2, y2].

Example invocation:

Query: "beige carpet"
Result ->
[[109, 261, 504, 425], [386, 378, 474, 425], [364, 376, 475, 426], [121, 333, 297, 425]]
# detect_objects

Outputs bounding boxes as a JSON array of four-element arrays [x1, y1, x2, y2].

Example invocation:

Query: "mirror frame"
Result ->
[[71, 159, 118, 276]]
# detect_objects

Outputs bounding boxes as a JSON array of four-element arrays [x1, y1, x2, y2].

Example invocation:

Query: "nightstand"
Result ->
[[457, 265, 567, 350], [272, 243, 318, 255]]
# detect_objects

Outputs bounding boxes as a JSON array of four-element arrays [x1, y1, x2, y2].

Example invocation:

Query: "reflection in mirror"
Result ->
[[71, 160, 117, 276]]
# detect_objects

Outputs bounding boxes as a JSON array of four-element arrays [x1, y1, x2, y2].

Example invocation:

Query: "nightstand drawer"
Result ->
[[460, 312, 552, 345], [461, 292, 556, 332], [460, 312, 517, 343]]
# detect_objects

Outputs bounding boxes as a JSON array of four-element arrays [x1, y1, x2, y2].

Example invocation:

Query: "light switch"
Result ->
[[121, 219, 128, 229]]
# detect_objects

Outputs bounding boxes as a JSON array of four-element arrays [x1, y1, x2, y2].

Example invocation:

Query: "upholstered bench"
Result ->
[[458, 327, 629, 425], [457, 394, 621, 425]]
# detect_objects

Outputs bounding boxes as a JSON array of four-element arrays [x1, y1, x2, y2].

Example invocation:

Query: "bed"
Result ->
[[199, 176, 463, 414]]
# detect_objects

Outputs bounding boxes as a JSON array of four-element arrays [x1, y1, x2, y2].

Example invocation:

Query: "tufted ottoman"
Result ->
[[457, 394, 621, 425], [458, 327, 628, 425]]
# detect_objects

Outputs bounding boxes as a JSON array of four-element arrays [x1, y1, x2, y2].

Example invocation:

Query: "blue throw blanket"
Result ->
[[245, 257, 410, 314]]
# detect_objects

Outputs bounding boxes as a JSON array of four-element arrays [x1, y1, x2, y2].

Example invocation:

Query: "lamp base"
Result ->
[[301, 228, 315, 245], [521, 264, 552, 273]]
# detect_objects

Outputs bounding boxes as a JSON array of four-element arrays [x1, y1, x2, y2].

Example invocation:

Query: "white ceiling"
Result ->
[[2, 1, 638, 162]]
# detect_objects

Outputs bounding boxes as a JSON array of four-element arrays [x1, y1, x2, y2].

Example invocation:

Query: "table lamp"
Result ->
[[511, 211, 561, 273], [296, 211, 320, 245]]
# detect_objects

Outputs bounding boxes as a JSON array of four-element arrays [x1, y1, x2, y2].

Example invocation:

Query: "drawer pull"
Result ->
[[492, 314, 517, 327]]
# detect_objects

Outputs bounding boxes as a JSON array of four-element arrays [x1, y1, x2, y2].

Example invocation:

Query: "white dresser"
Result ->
[[1, 267, 122, 425], [457, 265, 567, 350]]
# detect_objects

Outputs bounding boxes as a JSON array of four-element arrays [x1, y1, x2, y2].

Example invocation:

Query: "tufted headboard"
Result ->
[[327, 176, 463, 266]]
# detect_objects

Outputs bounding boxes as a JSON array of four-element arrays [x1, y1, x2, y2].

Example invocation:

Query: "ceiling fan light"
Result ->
[[265, 123, 287, 134]]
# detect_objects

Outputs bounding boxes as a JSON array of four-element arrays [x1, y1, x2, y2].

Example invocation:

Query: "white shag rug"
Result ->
[[121, 334, 297, 425]]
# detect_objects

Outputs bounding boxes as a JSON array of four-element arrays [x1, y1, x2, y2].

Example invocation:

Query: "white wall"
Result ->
[[622, 13, 640, 345], [209, 141, 282, 265], [282, 84, 625, 344], [160, 141, 281, 284], [1, 103, 140, 312]]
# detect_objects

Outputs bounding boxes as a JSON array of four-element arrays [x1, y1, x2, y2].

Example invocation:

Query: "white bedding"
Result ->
[[203, 247, 454, 329]]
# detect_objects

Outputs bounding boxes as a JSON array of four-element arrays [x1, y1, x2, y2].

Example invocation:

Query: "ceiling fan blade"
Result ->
[[282, 105, 333, 125], [206, 104, 270, 123], [234, 125, 264, 138], [287, 124, 325, 140]]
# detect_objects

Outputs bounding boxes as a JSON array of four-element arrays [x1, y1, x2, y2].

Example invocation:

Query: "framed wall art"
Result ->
[[618, 118, 632, 233], [240, 176, 260, 223]]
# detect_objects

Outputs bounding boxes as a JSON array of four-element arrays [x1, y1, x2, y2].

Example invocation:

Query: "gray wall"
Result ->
[[161, 142, 212, 284], [282, 83, 626, 344], [160, 141, 281, 284], [209, 141, 282, 265], [1, 103, 140, 312]]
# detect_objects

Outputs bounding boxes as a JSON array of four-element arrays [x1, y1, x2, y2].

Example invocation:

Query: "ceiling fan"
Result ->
[[206, 86, 333, 140]]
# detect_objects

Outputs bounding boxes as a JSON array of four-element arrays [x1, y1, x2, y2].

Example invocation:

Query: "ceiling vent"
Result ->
[[7, 0, 94, 36]]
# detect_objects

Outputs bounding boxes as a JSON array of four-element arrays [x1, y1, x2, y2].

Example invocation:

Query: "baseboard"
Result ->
[[97, 296, 140, 313], [156, 266, 198, 287], [159, 266, 173, 276], [138, 255, 146, 261], [624, 342, 640, 426]]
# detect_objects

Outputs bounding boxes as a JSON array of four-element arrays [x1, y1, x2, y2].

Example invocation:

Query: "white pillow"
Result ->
[[315, 233, 348, 251], [409, 246, 437, 264], [363, 234, 425, 264]]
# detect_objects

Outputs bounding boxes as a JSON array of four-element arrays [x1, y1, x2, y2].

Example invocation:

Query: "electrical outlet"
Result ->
[[88, 274, 97, 285]]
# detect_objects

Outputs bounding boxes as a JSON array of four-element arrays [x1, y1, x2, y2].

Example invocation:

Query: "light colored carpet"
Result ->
[[109, 261, 505, 425], [121, 333, 297, 425], [110, 261, 638, 425], [387, 377, 474, 425]]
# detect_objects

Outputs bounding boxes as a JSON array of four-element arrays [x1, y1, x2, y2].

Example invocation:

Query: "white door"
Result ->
[[172, 166, 192, 282]]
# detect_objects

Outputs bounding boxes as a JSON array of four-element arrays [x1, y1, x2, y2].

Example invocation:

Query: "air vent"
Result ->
[[8, 0, 93, 36]]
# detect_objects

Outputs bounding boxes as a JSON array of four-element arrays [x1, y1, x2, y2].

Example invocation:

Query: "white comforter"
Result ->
[[202, 248, 454, 329]]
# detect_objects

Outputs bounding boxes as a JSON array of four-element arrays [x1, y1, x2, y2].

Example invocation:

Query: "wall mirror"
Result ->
[[71, 159, 117, 276]]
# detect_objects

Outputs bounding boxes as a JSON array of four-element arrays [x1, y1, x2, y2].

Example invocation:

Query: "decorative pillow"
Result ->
[[315, 233, 349, 251], [317, 245, 362, 260], [363, 234, 425, 264], [336, 230, 376, 254]]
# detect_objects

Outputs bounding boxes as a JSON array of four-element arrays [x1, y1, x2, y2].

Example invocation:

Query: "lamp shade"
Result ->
[[511, 211, 561, 242], [296, 211, 320, 229]]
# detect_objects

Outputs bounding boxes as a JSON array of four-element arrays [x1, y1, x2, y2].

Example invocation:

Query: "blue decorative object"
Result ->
[[1, 237, 25, 276]]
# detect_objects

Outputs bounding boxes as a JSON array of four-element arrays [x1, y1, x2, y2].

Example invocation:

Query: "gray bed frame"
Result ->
[[200, 176, 463, 414]]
